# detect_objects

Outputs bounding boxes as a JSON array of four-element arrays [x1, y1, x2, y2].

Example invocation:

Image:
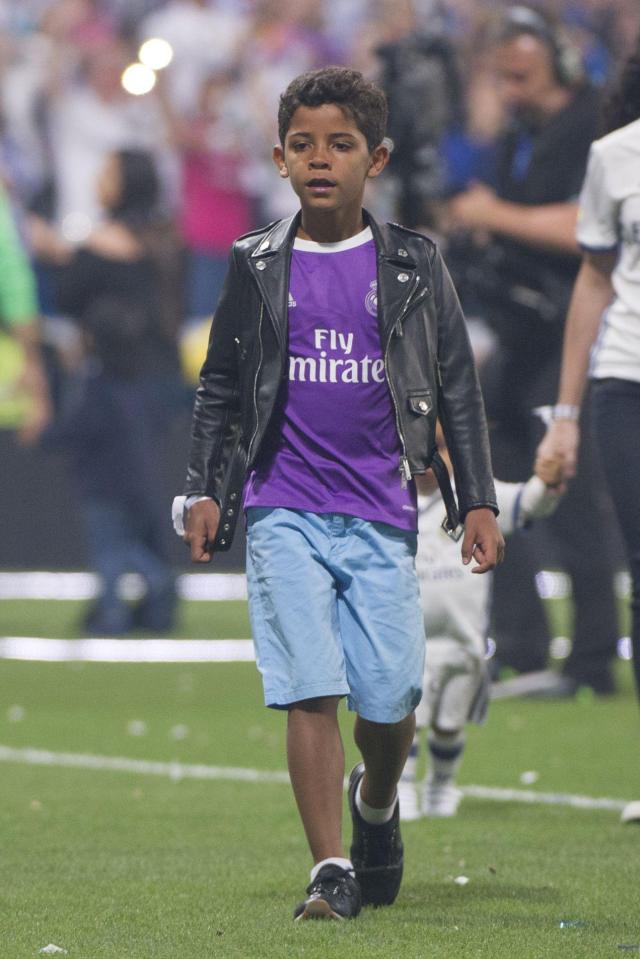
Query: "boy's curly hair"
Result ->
[[278, 67, 388, 152]]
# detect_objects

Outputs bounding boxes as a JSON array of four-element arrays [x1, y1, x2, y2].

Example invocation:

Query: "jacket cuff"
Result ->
[[461, 502, 500, 520]]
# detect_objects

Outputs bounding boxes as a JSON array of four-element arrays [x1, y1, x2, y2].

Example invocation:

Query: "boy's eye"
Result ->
[[291, 142, 309, 152]]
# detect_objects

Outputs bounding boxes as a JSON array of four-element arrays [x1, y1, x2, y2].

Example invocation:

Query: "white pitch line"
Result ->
[[0, 637, 255, 662], [462, 784, 626, 812], [0, 571, 247, 602], [0, 745, 289, 783], [0, 744, 630, 812]]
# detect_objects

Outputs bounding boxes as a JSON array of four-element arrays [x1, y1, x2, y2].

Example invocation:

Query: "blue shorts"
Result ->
[[245, 507, 425, 723]]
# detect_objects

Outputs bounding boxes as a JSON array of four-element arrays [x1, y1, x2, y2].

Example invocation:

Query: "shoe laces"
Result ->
[[307, 866, 354, 898]]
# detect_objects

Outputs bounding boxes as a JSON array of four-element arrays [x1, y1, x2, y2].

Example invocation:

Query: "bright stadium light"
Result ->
[[121, 62, 156, 96], [138, 37, 174, 71]]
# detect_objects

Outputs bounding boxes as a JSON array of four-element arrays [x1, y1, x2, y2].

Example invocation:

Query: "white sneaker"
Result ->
[[397, 780, 422, 821], [421, 778, 462, 817]]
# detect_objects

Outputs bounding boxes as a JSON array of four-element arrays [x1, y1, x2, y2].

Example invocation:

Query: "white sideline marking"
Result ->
[[0, 571, 247, 601], [0, 637, 255, 662], [0, 744, 629, 812], [462, 784, 626, 812], [0, 745, 289, 783]]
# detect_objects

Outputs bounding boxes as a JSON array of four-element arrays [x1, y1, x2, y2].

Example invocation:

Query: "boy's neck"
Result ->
[[297, 208, 366, 244]]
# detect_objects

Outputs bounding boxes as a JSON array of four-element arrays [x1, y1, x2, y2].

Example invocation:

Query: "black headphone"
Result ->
[[500, 6, 583, 88]]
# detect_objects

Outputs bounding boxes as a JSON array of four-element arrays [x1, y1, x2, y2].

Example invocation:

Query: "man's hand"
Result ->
[[184, 499, 221, 563], [535, 419, 580, 482], [449, 183, 500, 231], [461, 507, 505, 574]]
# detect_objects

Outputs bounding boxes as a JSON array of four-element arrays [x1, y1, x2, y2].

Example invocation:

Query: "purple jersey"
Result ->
[[244, 227, 417, 529]]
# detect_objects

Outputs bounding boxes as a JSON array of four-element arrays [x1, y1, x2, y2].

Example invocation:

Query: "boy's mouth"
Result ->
[[305, 178, 337, 192]]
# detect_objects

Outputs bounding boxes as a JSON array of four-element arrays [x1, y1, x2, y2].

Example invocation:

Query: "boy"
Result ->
[[174, 67, 503, 920], [399, 426, 562, 820]]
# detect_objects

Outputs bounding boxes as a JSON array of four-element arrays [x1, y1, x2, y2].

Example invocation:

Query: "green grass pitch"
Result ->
[[1, 597, 639, 958]]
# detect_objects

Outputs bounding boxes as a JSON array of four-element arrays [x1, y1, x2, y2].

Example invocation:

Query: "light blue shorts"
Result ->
[[245, 507, 425, 723]]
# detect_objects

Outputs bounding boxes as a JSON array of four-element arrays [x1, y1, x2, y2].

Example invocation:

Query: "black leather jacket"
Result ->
[[184, 211, 497, 549]]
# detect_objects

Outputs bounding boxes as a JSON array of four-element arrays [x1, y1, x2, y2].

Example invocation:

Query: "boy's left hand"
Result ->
[[461, 508, 505, 574]]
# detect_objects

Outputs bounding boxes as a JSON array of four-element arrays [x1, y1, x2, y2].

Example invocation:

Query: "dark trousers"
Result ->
[[591, 378, 640, 698], [482, 340, 620, 688], [83, 497, 176, 633]]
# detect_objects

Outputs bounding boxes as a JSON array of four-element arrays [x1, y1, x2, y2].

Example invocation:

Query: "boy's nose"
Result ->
[[309, 153, 331, 168]]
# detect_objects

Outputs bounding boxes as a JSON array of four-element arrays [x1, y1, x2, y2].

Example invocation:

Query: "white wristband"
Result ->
[[551, 404, 580, 422], [171, 494, 213, 536], [185, 494, 213, 510]]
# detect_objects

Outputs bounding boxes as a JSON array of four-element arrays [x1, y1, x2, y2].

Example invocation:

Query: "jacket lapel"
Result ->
[[247, 213, 300, 351], [368, 216, 422, 346]]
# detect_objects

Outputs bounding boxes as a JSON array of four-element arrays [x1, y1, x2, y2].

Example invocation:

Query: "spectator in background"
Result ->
[[448, 5, 620, 696], [374, 0, 464, 229], [0, 181, 51, 443], [158, 69, 252, 326], [138, 0, 245, 115], [42, 21, 162, 240], [29, 148, 179, 634], [536, 32, 640, 702]]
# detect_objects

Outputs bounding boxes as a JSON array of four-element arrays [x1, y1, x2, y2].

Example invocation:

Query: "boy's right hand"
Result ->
[[184, 499, 221, 563]]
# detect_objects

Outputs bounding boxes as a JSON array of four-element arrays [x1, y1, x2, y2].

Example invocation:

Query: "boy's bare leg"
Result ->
[[353, 712, 416, 808], [287, 696, 345, 863]]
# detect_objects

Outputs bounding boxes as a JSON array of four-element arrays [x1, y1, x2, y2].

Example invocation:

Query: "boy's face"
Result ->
[[273, 104, 388, 218]]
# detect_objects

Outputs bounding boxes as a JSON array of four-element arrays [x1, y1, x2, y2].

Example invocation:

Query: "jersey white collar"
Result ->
[[293, 226, 373, 253]]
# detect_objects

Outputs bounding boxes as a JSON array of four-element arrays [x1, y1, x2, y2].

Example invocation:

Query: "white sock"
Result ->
[[310, 857, 353, 882], [356, 778, 397, 824]]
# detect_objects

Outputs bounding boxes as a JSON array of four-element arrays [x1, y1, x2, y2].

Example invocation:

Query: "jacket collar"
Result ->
[[246, 210, 423, 347]]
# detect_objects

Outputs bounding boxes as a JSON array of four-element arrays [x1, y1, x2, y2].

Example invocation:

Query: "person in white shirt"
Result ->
[[536, 32, 640, 825], [400, 424, 562, 819]]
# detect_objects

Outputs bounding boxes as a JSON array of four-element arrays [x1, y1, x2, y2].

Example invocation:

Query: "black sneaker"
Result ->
[[293, 864, 362, 920], [348, 763, 404, 907]]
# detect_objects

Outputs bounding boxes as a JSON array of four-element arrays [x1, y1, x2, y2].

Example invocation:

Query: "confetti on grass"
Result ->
[[169, 724, 189, 741], [520, 770, 539, 785], [126, 720, 147, 737]]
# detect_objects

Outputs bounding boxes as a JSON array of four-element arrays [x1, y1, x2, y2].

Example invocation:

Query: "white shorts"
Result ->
[[415, 638, 489, 731]]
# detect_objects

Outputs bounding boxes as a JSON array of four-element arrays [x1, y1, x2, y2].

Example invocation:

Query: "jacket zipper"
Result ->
[[393, 277, 429, 337], [386, 276, 431, 485], [384, 340, 411, 488], [247, 301, 264, 465]]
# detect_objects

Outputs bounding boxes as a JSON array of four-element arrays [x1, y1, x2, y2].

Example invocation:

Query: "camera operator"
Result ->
[[376, 10, 463, 228], [448, 6, 620, 696]]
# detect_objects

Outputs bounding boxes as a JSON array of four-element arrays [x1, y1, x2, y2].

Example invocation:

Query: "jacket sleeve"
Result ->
[[183, 246, 245, 501], [431, 245, 498, 519]]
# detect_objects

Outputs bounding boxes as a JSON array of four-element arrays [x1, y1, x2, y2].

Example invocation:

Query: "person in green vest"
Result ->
[[0, 183, 51, 442]]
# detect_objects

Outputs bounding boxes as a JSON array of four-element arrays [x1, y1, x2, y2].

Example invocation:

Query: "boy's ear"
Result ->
[[367, 143, 390, 180], [272, 145, 289, 178]]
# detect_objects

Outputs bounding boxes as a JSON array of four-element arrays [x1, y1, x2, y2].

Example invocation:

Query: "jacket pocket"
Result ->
[[407, 389, 433, 416]]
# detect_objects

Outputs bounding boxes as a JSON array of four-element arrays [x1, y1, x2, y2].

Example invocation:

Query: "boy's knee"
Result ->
[[288, 695, 342, 715], [356, 710, 415, 732]]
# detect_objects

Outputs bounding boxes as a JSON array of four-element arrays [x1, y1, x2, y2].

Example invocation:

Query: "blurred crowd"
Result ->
[[1, 0, 639, 325], [1, 0, 638, 658]]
